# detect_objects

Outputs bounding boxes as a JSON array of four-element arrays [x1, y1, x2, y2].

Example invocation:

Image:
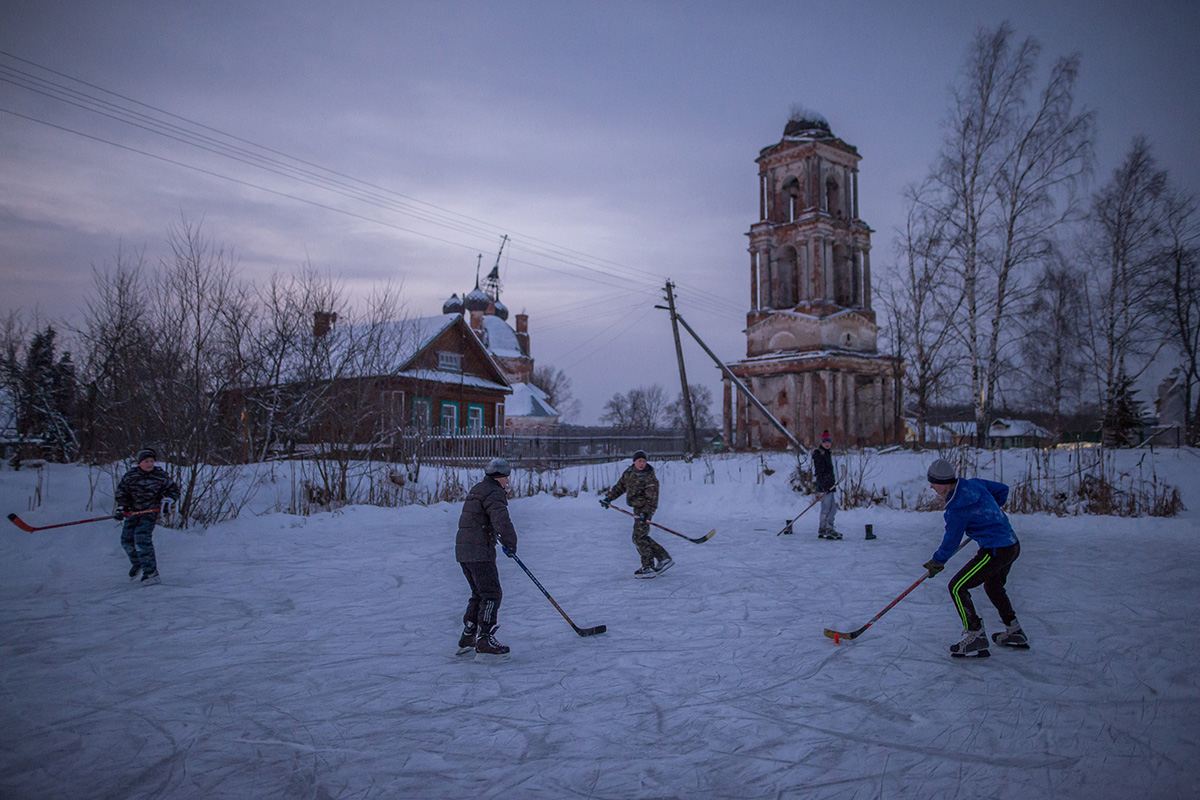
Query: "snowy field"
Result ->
[[2, 450, 1199, 799]]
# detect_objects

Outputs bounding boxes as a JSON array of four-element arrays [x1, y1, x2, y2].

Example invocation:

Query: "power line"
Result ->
[[0, 51, 749, 319]]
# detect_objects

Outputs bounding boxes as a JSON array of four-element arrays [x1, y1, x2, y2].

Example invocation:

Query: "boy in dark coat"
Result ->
[[601, 450, 671, 578], [455, 458, 518, 661], [114, 448, 180, 585], [923, 458, 1028, 659], [812, 430, 839, 539]]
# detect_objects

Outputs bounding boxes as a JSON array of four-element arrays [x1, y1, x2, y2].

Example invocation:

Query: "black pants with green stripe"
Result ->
[[948, 542, 1020, 632]]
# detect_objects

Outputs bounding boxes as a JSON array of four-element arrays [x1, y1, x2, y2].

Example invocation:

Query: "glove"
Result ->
[[923, 559, 945, 577], [599, 497, 611, 509], [502, 546, 515, 558], [161, 498, 175, 515], [113, 507, 126, 521]]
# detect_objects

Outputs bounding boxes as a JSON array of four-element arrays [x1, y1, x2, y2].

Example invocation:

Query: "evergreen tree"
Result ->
[[16, 327, 79, 462], [1102, 370, 1144, 447]]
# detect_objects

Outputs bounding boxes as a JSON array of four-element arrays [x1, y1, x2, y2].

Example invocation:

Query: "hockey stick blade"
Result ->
[[823, 627, 864, 642], [575, 624, 607, 637], [7, 513, 35, 533], [689, 529, 716, 544]]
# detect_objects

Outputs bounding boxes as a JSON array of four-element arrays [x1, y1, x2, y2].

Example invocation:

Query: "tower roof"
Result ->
[[783, 110, 832, 139], [442, 293, 463, 315]]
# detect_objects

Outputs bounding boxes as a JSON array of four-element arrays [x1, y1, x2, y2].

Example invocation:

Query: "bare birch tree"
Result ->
[[1019, 253, 1089, 433], [919, 22, 1094, 442], [881, 186, 963, 443], [1079, 137, 1169, 438], [1147, 187, 1200, 443]]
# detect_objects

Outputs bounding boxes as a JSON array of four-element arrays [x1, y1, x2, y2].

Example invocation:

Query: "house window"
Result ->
[[438, 351, 462, 372], [413, 398, 431, 429], [441, 402, 459, 433], [467, 404, 484, 434], [382, 390, 405, 431]]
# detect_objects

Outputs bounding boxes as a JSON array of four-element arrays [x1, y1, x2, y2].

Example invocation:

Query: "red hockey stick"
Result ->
[[824, 541, 968, 643], [7, 508, 160, 533]]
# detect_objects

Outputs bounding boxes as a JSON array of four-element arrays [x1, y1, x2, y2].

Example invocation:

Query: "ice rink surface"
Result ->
[[2, 453, 1198, 799]]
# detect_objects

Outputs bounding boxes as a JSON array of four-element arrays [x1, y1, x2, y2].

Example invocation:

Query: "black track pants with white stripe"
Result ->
[[461, 561, 503, 630], [947, 542, 1021, 632]]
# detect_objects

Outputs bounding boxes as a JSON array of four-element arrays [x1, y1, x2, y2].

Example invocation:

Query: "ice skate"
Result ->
[[991, 621, 1029, 650], [653, 557, 674, 575], [128, 564, 142, 581], [949, 628, 989, 659], [474, 625, 510, 663], [633, 565, 657, 579], [456, 622, 477, 656], [140, 570, 161, 586]]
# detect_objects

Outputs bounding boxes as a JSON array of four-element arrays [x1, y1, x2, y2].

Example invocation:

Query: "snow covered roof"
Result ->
[[266, 313, 509, 388], [989, 418, 1052, 439], [504, 382, 559, 418], [480, 315, 525, 360], [397, 368, 509, 392]]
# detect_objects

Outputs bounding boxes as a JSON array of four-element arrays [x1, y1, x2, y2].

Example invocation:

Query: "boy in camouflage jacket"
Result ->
[[601, 450, 672, 578], [114, 448, 180, 585]]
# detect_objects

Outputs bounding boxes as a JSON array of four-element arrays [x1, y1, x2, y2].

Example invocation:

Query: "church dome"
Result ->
[[464, 285, 490, 312], [492, 298, 509, 321], [442, 293, 463, 315]]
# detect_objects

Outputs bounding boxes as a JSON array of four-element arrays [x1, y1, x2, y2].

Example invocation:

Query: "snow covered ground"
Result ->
[[2, 450, 1199, 799]]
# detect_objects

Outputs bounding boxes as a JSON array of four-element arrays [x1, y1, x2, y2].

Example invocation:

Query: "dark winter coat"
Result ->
[[931, 478, 1018, 564], [114, 465, 180, 516], [455, 476, 518, 563], [812, 446, 836, 493], [605, 464, 659, 515]]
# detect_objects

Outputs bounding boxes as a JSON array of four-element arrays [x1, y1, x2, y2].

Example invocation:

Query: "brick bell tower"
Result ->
[[723, 111, 901, 449]]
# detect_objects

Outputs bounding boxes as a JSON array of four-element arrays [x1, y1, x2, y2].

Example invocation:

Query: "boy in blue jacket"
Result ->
[[923, 459, 1028, 659]]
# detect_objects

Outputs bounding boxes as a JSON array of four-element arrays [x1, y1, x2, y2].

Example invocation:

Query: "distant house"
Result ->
[[228, 312, 512, 460], [914, 418, 1053, 449], [903, 418, 954, 445], [504, 382, 560, 429], [988, 418, 1052, 449]]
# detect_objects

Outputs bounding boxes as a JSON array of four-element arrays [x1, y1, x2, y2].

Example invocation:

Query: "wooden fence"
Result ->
[[385, 425, 706, 469]]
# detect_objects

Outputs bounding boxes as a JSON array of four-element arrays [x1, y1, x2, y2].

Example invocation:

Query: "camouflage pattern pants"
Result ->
[[121, 515, 158, 574], [632, 517, 670, 568]]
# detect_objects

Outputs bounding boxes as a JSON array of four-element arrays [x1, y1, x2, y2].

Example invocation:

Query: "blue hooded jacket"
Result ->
[[931, 478, 1018, 564]]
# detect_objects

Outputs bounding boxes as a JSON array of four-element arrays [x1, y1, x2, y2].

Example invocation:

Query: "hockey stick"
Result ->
[[7, 507, 160, 533], [775, 484, 836, 535], [824, 541, 968, 643], [605, 504, 715, 543], [505, 551, 606, 637]]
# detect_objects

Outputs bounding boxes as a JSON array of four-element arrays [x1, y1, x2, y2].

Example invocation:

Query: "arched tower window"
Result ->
[[825, 176, 841, 218], [832, 242, 851, 306], [783, 177, 801, 223], [775, 245, 799, 308]]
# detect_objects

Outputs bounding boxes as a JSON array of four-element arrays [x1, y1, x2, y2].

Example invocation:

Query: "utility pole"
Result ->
[[663, 281, 697, 456]]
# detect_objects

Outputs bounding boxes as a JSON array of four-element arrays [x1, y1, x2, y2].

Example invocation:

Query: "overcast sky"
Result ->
[[2, 1, 1198, 425]]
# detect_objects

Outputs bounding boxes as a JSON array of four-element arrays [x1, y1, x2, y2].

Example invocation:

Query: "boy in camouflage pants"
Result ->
[[114, 448, 180, 585], [601, 450, 672, 578]]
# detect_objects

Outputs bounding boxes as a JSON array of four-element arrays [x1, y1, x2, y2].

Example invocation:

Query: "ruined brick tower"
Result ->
[[723, 112, 901, 448]]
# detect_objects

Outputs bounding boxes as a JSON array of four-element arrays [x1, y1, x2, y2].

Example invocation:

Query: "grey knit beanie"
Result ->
[[485, 457, 511, 477], [926, 459, 956, 485]]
